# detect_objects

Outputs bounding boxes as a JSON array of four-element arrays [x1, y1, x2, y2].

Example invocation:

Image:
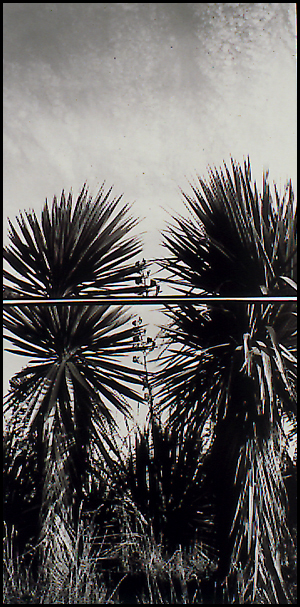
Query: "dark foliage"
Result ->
[[3, 184, 144, 554], [124, 419, 216, 554], [157, 158, 297, 603]]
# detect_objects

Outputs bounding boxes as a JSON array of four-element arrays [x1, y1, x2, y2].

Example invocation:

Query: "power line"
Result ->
[[3, 296, 297, 306]]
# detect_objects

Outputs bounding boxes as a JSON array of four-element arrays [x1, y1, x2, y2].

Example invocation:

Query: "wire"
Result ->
[[3, 296, 297, 306]]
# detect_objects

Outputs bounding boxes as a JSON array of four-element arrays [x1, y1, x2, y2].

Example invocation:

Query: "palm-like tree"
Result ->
[[157, 159, 297, 603], [3, 184, 144, 552]]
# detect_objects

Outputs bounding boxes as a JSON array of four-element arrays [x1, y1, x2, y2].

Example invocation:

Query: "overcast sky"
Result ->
[[3, 3, 297, 400]]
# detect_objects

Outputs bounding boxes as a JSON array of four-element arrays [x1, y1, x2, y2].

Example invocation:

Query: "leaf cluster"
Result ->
[[3, 183, 142, 298], [156, 158, 297, 603]]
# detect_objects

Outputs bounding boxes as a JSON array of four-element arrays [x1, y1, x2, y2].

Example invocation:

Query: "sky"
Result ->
[[3, 3, 297, 411]]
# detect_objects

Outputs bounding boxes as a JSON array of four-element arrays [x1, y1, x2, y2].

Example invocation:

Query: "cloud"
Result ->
[[4, 3, 296, 229]]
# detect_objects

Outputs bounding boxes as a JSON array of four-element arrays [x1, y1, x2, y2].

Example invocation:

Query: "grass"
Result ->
[[3, 510, 219, 604]]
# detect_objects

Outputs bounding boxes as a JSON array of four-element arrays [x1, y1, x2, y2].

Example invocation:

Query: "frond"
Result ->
[[124, 419, 216, 555], [227, 431, 294, 604], [3, 183, 142, 298], [160, 158, 296, 297]]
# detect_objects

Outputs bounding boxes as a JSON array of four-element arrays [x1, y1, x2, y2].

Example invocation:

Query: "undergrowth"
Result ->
[[3, 514, 218, 604], [3, 473, 296, 604]]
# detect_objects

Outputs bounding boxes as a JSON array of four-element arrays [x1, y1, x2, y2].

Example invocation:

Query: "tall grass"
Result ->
[[3, 504, 219, 604]]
